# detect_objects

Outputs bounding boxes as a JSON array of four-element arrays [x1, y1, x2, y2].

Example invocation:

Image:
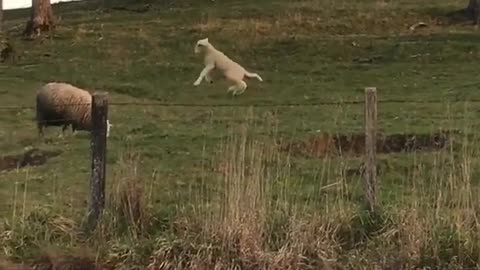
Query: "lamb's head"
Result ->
[[194, 38, 211, 54]]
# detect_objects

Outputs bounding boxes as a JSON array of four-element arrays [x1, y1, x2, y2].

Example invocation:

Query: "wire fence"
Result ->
[[1, 98, 480, 111]]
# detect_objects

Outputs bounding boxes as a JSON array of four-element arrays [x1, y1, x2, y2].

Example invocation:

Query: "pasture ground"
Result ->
[[1, 0, 480, 268]]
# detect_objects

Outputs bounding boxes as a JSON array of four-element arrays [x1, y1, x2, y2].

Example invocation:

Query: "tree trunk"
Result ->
[[466, 0, 480, 24], [24, 0, 55, 38], [0, 0, 14, 63], [0, 0, 3, 32]]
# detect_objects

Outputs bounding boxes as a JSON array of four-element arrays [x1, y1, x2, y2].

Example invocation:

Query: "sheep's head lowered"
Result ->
[[36, 82, 113, 138]]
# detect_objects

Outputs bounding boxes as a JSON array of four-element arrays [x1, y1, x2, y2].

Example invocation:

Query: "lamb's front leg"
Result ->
[[205, 70, 214, 84], [193, 64, 214, 86]]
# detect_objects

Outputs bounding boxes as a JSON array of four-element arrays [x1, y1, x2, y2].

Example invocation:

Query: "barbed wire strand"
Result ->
[[0, 98, 480, 111]]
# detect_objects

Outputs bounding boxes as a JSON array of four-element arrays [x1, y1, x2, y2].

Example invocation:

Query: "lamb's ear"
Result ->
[[205, 38, 209, 42]]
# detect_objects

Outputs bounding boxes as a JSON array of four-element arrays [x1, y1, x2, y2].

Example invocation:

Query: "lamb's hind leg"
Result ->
[[225, 71, 248, 95], [37, 122, 44, 138], [227, 85, 236, 93], [62, 124, 68, 134], [59, 124, 69, 139], [230, 80, 247, 96]]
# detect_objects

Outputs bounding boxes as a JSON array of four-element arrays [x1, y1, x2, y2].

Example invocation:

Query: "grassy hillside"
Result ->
[[1, 0, 480, 269]]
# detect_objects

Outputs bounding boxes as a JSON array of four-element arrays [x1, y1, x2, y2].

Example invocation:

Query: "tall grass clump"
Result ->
[[89, 149, 154, 243], [145, 109, 480, 269], [109, 151, 149, 238], [147, 110, 346, 269], [90, 150, 156, 269]]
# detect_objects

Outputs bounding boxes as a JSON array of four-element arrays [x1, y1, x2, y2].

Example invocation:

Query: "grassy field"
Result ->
[[1, 0, 480, 269]]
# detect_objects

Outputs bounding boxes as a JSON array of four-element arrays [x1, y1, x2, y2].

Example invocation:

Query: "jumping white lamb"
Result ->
[[36, 82, 112, 137], [193, 38, 263, 96]]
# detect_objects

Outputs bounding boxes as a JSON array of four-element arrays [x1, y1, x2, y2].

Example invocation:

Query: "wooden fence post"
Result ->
[[364, 87, 377, 212], [87, 91, 109, 232]]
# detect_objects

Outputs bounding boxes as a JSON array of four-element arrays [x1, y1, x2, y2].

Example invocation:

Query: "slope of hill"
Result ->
[[0, 0, 480, 268]]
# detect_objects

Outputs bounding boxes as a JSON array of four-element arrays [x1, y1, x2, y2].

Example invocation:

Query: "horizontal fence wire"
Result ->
[[24, 118, 276, 124], [0, 98, 480, 111]]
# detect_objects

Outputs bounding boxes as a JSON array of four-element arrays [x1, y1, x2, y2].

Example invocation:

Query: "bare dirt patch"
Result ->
[[0, 148, 61, 172], [284, 131, 451, 158], [33, 253, 113, 270], [0, 250, 114, 270], [0, 260, 32, 270]]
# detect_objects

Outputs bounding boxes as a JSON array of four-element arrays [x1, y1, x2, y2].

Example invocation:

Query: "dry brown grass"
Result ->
[[109, 151, 149, 238], [72, 23, 93, 44], [143, 121, 480, 269], [146, 121, 345, 269], [190, 5, 445, 46], [3, 129, 480, 269]]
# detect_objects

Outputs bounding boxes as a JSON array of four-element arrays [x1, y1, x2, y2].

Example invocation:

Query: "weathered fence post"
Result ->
[[364, 87, 377, 212], [87, 91, 109, 232]]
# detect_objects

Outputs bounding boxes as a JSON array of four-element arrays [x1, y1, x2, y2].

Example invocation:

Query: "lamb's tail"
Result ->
[[245, 71, 263, 82]]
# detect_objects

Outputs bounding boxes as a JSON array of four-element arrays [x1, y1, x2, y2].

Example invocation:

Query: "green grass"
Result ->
[[1, 0, 480, 268]]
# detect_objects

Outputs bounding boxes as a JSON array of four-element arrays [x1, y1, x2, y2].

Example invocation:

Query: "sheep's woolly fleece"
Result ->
[[193, 38, 263, 95], [36, 82, 111, 137]]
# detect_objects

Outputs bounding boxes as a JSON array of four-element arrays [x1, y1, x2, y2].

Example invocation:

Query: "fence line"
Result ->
[[2, 89, 475, 226], [1, 98, 480, 111], [108, 99, 480, 107]]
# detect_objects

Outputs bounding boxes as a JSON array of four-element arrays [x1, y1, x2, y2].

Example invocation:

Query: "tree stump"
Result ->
[[0, 0, 3, 32], [466, 0, 480, 24], [24, 0, 56, 39], [0, 40, 15, 62], [0, 32, 15, 63]]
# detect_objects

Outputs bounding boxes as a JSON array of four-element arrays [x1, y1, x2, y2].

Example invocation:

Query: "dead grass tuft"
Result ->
[[110, 151, 149, 238], [147, 121, 341, 269], [47, 215, 78, 238]]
